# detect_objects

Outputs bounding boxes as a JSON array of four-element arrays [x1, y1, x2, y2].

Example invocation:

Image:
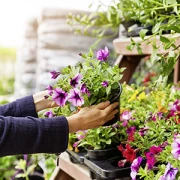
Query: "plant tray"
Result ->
[[84, 156, 131, 179], [66, 149, 87, 164]]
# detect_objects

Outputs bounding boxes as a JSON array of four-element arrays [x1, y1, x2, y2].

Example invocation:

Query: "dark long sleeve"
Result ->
[[0, 95, 69, 157], [0, 115, 69, 157], [0, 95, 38, 117]]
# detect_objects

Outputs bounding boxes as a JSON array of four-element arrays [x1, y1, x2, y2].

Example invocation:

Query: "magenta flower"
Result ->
[[118, 159, 127, 167], [44, 109, 55, 118], [101, 81, 108, 87], [171, 135, 180, 160], [50, 70, 61, 79], [76, 130, 87, 140], [126, 126, 136, 135], [96, 46, 109, 61], [68, 88, 84, 107], [170, 100, 180, 112], [160, 163, 178, 180], [130, 156, 143, 180], [70, 73, 83, 88], [80, 83, 90, 96], [149, 146, 162, 154], [73, 141, 79, 148], [145, 152, 156, 170], [52, 88, 68, 106]]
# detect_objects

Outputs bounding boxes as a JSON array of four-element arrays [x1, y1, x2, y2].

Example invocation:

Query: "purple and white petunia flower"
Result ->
[[130, 156, 143, 180], [70, 73, 83, 88], [80, 83, 90, 96], [96, 46, 109, 61], [171, 135, 180, 160], [50, 70, 61, 79], [44, 109, 55, 118], [151, 112, 163, 121], [52, 88, 68, 106], [160, 163, 178, 180], [68, 88, 84, 107], [101, 81, 108, 87], [120, 111, 133, 126]]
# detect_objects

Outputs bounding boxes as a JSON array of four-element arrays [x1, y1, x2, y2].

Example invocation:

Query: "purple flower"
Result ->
[[50, 70, 61, 79], [80, 83, 90, 96], [130, 156, 143, 180], [70, 73, 83, 88], [46, 85, 53, 95], [96, 46, 109, 61], [120, 111, 132, 127], [101, 81, 108, 87], [126, 126, 136, 135], [44, 109, 55, 118], [145, 152, 156, 170], [151, 112, 163, 121], [52, 88, 68, 106], [171, 135, 180, 160], [160, 163, 178, 180], [68, 88, 84, 107], [139, 127, 149, 136]]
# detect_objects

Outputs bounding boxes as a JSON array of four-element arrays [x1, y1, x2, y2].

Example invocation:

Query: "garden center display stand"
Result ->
[[113, 34, 180, 84], [56, 152, 131, 180]]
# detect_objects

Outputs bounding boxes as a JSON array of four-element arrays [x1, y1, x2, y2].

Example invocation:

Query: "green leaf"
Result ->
[[139, 29, 148, 39], [106, 86, 111, 95], [160, 36, 170, 43], [27, 164, 37, 175], [163, 26, 180, 33]]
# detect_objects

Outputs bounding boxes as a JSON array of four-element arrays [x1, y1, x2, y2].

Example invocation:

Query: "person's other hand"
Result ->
[[33, 91, 57, 112], [66, 101, 119, 133]]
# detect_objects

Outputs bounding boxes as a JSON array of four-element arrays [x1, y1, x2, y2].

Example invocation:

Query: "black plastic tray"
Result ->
[[66, 149, 87, 164], [84, 156, 131, 179]]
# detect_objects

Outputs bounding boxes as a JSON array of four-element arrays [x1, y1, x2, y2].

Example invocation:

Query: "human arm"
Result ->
[[0, 100, 118, 157], [0, 91, 55, 117]]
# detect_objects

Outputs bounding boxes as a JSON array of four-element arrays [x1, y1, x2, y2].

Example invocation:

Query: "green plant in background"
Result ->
[[74, 124, 127, 150], [67, 0, 180, 84], [0, 46, 16, 61]]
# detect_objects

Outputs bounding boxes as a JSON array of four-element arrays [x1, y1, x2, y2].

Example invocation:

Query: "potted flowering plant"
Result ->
[[113, 83, 180, 179], [44, 46, 124, 124], [72, 123, 127, 160]]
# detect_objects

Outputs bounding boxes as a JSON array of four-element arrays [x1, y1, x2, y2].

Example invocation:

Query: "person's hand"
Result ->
[[66, 101, 119, 133], [33, 91, 57, 112]]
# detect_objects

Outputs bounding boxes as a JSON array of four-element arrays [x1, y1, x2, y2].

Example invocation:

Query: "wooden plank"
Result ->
[[57, 152, 92, 180], [174, 56, 180, 84], [113, 34, 180, 55]]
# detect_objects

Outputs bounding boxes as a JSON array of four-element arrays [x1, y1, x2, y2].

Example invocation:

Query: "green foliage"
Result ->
[[0, 76, 14, 95], [0, 156, 17, 179], [67, 0, 180, 82], [77, 124, 127, 150], [0, 46, 16, 61]]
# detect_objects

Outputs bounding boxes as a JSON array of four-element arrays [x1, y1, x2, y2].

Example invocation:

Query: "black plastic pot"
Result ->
[[104, 83, 122, 126], [87, 147, 122, 161], [84, 156, 131, 179], [66, 149, 87, 164]]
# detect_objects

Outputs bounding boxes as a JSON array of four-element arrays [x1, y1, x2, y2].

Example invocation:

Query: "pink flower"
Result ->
[[68, 88, 84, 107]]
